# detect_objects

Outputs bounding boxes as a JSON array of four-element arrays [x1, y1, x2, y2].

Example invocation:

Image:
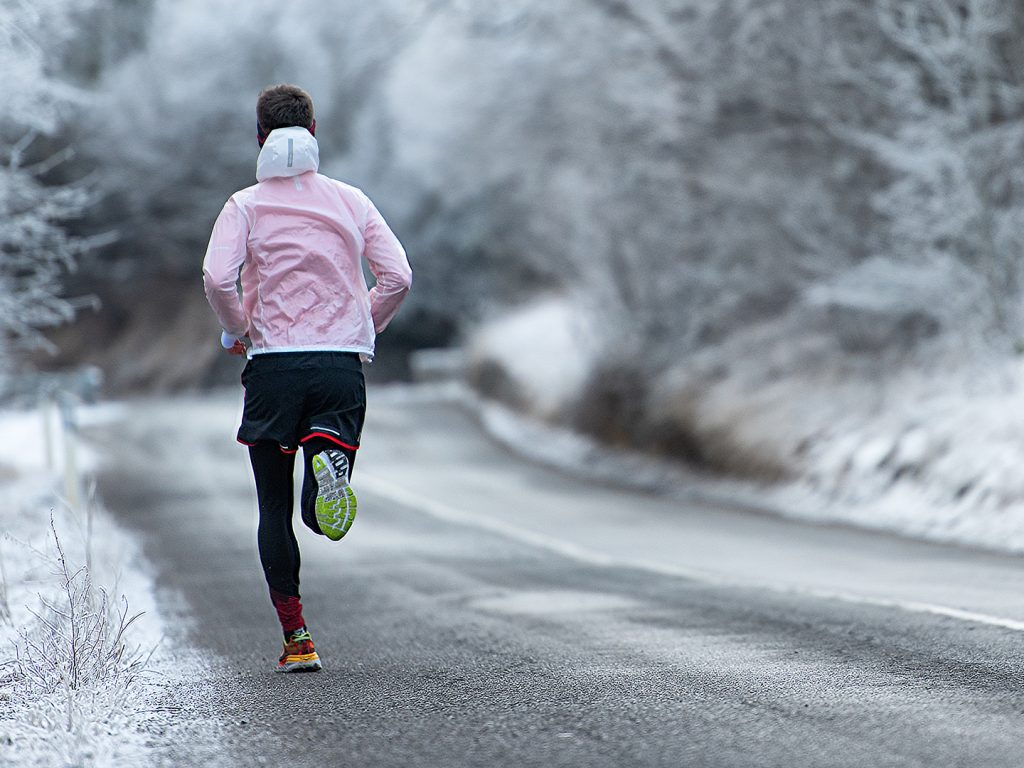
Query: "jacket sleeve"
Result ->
[[202, 198, 250, 337], [363, 198, 412, 333]]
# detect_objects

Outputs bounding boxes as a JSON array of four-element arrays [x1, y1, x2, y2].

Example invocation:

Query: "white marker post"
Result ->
[[58, 392, 80, 515]]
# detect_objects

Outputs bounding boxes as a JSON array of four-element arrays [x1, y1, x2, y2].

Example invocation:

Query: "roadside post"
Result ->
[[4, 367, 103, 518]]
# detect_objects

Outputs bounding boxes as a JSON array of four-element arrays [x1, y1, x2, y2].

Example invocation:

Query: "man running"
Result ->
[[203, 84, 412, 672]]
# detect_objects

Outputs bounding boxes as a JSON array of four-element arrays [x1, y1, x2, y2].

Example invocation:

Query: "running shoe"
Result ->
[[276, 627, 322, 673], [311, 449, 357, 541]]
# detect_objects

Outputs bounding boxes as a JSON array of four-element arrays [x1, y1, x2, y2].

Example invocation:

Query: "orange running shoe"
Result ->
[[276, 627, 322, 673]]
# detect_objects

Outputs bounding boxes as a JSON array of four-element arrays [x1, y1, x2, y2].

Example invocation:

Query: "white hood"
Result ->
[[256, 127, 320, 182]]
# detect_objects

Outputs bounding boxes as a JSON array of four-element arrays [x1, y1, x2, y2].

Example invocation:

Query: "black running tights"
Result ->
[[248, 438, 356, 597]]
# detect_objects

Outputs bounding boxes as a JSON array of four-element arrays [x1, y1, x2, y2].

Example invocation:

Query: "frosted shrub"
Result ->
[[0, 518, 148, 767], [12, 520, 144, 702]]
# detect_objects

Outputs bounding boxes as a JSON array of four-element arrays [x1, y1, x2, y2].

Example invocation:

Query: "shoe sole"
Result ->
[[311, 449, 357, 541], [276, 655, 323, 673]]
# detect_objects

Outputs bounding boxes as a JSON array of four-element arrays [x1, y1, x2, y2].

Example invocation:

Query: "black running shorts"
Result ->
[[237, 352, 365, 454]]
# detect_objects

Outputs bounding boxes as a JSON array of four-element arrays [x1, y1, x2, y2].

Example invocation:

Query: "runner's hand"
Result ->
[[221, 330, 249, 356]]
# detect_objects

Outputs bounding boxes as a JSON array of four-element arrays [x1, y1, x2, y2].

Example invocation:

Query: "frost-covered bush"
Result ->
[[0, 473, 154, 766], [12, 521, 144, 700]]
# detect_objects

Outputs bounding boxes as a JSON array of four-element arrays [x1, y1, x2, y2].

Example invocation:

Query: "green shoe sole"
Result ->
[[312, 449, 357, 541]]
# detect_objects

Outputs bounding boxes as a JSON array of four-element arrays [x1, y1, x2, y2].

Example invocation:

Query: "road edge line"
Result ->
[[358, 473, 1024, 634]]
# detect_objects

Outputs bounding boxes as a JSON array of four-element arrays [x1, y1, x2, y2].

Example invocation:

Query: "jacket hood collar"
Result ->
[[256, 127, 319, 182]]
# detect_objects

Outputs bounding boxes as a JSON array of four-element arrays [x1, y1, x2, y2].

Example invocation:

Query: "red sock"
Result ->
[[269, 589, 305, 635]]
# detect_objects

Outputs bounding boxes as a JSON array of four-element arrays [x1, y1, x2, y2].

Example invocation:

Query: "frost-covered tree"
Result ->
[[0, 0, 101, 369], [74, 0, 442, 278], [49, 0, 1024, 404], [832, 0, 1024, 334], [702, 0, 1024, 347]]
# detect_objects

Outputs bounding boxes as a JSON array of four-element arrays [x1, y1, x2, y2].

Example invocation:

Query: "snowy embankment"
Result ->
[[0, 403, 167, 766], [769, 364, 1024, 550], [461, 299, 1024, 554]]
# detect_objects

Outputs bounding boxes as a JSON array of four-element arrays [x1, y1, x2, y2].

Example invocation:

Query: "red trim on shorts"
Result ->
[[279, 446, 298, 455], [237, 438, 257, 447], [300, 432, 359, 451]]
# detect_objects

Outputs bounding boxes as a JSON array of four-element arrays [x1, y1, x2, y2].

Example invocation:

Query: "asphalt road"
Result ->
[[93, 389, 1024, 768]]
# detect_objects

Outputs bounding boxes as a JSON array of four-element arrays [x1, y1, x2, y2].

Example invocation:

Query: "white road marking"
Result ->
[[358, 473, 1024, 634]]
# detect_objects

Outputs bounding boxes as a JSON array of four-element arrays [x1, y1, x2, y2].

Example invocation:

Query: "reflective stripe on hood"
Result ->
[[256, 126, 319, 182]]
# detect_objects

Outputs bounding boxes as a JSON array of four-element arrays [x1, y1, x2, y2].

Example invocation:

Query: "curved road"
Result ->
[[93, 388, 1024, 767]]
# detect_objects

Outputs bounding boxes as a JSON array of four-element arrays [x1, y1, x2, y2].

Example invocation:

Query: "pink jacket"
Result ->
[[203, 127, 411, 359]]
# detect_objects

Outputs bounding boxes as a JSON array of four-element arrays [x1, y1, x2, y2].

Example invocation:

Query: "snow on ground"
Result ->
[[458, 300, 1024, 555], [0, 401, 170, 767], [768, 359, 1024, 551]]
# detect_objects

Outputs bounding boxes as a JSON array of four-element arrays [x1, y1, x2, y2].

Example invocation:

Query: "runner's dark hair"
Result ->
[[257, 84, 315, 133]]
